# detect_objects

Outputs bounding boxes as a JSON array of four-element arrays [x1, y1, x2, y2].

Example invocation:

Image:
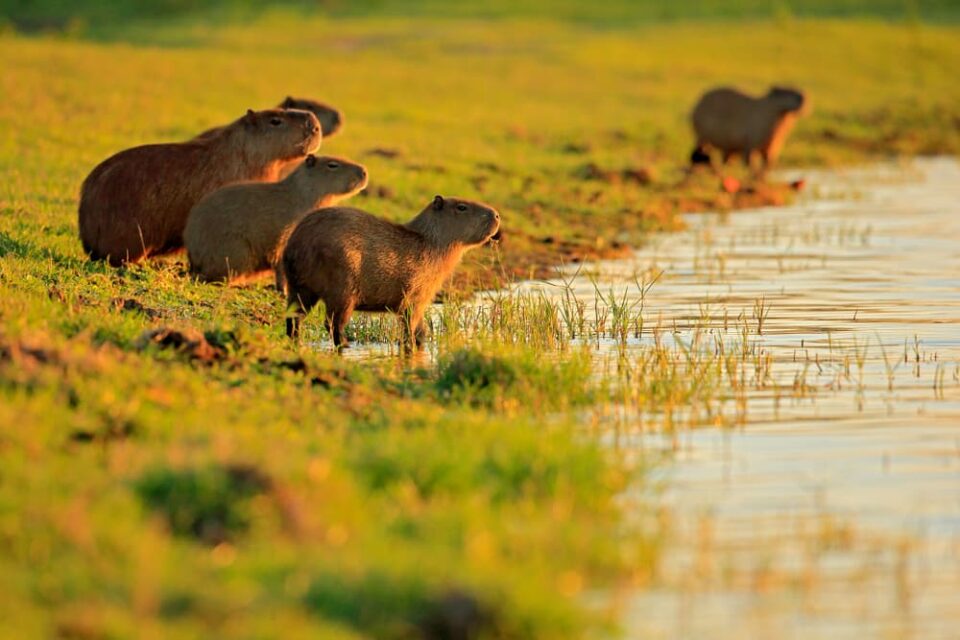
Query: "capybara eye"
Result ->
[[327, 161, 340, 169], [269, 117, 283, 126], [456, 203, 468, 212]]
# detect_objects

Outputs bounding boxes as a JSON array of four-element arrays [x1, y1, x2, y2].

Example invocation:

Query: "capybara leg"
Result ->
[[285, 290, 319, 341], [326, 301, 355, 349], [760, 150, 774, 175], [747, 150, 766, 179], [399, 303, 428, 351], [274, 263, 287, 295], [690, 145, 711, 167], [413, 323, 427, 350]]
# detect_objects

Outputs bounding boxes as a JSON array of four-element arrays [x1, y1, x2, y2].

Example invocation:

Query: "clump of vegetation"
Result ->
[[303, 572, 499, 639], [436, 349, 518, 394], [135, 463, 271, 544], [435, 347, 595, 409]]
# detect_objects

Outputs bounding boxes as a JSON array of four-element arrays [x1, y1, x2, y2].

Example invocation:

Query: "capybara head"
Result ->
[[767, 87, 806, 114], [237, 108, 322, 159], [281, 96, 343, 138], [291, 154, 368, 198], [414, 195, 501, 247]]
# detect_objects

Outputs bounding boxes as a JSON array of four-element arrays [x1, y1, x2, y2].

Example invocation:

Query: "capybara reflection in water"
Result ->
[[281, 195, 502, 348], [185, 154, 368, 284], [690, 86, 807, 174], [79, 108, 321, 265]]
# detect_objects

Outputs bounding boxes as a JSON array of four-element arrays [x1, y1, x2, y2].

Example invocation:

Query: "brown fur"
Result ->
[[195, 96, 343, 140], [194, 98, 342, 181], [691, 86, 807, 172], [282, 195, 501, 348], [78, 109, 321, 266], [185, 155, 368, 284]]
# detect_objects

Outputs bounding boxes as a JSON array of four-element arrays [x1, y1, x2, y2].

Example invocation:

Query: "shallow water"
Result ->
[[548, 158, 960, 639]]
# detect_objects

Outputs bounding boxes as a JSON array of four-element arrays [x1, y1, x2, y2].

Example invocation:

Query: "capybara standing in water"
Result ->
[[195, 96, 343, 141], [690, 86, 807, 173], [184, 154, 368, 284], [282, 195, 502, 348], [79, 108, 321, 265]]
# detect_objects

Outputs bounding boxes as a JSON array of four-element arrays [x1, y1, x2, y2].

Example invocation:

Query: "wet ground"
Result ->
[[553, 158, 960, 639]]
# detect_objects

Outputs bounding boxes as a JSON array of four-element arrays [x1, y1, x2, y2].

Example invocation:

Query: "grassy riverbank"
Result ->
[[1, 6, 958, 637]]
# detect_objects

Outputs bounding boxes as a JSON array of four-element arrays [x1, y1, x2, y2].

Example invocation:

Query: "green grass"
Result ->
[[1, 6, 959, 638]]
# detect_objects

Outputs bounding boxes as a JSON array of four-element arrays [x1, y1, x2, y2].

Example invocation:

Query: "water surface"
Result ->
[[551, 158, 960, 639]]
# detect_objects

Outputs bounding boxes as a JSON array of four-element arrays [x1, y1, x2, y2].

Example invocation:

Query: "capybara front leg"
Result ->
[[748, 149, 767, 180], [399, 303, 428, 352], [326, 301, 355, 349], [759, 149, 774, 176]]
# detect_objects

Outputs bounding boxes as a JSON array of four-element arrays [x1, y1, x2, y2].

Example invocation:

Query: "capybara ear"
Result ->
[[244, 109, 256, 126], [432, 195, 444, 211], [283, 96, 294, 108], [305, 154, 317, 168]]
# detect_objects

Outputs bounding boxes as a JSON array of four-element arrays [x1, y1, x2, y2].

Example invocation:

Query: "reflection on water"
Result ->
[[558, 158, 960, 639]]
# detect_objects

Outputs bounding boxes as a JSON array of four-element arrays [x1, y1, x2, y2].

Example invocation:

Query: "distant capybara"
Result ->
[[195, 96, 343, 141], [691, 86, 807, 172], [282, 195, 502, 348], [184, 154, 368, 284], [79, 108, 321, 265]]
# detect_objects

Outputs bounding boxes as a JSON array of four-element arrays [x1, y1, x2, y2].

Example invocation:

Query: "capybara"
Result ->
[[195, 96, 343, 141], [79, 108, 321, 265], [184, 154, 368, 284], [690, 86, 807, 173], [282, 195, 502, 348]]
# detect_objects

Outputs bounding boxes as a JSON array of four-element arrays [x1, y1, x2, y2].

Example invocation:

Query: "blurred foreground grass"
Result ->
[[1, 6, 959, 638]]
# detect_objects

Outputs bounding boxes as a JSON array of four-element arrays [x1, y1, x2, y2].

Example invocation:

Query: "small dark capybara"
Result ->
[[691, 86, 807, 173]]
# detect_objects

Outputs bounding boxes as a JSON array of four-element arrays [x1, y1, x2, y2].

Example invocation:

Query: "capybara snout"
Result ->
[[768, 86, 806, 113], [426, 194, 501, 247], [280, 96, 344, 139], [259, 108, 322, 155], [239, 108, 322, 159], [307, 155, 369, 193]]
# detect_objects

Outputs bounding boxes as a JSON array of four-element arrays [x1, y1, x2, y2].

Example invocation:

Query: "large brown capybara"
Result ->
[[690, 86, 807, 173], [195, 96, 343, 141], [281, 195, 502, 348], [79, 108, 322, 265], [184, 154, 368, 284]]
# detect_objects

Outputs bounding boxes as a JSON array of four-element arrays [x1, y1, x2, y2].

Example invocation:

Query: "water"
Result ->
[[556, 158, 960, 639]]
